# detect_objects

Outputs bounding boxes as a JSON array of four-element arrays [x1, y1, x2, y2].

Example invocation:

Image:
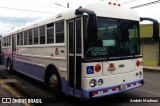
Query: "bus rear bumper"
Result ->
[[82, 79, 144, 100]]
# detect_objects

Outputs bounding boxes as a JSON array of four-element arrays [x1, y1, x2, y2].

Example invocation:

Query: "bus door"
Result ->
[[0, 37, 2, 64], [12, 35, 16, 69], [67, 18, 82, 97]]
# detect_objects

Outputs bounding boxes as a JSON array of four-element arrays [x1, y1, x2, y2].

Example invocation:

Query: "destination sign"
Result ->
[[90, 47, 108, 56]]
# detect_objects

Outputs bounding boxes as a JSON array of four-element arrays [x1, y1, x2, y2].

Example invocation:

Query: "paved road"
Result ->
[[0, 65, 160, 106]]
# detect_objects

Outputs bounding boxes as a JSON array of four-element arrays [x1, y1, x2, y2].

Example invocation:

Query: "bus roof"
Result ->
[[84, 1, 140, 21], [3, 1, 140, 37]]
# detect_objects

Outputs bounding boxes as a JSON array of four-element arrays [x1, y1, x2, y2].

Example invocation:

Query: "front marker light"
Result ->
[[98, 79, 103, 86], [89, 79, 97, 88]]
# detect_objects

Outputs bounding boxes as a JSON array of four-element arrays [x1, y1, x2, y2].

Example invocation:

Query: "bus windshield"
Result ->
[[84, 16, 140, 58]]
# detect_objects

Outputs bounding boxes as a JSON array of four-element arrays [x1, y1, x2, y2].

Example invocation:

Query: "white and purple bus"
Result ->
[[1, 1, 159, 100]]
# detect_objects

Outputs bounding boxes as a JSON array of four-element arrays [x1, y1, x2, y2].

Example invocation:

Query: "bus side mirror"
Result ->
[[140, 17, 159, 42], [75, 8, 97, 42]]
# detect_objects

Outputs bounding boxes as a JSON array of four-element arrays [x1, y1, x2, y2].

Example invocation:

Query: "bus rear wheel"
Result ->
[[48, 71, 62, 97], [7, 59, 14, 74]]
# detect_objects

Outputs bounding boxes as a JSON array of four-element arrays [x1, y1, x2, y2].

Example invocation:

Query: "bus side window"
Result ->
[[17, 33, 20, 46], [24, 31, 28, 45], [40, 25, 46, 44], [8, 37, 10, 46], [34, 28, 39, 44], [6, 37, 8, 46], [29, 30, 33, 45], [47, 23, 54, 44], [20, 32, 24, 45], [56, 21, 64, 43]]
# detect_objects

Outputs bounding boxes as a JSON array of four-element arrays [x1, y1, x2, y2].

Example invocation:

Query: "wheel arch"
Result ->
[[7, 57, 11, 65], [44, 64, 61, 85], [7, 57, 10, 61]]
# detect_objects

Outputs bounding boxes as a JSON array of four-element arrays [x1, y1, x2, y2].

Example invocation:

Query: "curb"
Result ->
[[143, 68, 160, 73]]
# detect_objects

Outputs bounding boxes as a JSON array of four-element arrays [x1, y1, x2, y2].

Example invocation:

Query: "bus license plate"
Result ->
[[120, 84, 127, 90]]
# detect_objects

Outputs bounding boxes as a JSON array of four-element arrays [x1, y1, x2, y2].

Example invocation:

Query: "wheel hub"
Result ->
[[49, 74, 58, 87]]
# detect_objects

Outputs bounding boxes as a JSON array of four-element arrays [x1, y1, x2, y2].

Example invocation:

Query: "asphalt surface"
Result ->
[[0, 65, 159, 106]]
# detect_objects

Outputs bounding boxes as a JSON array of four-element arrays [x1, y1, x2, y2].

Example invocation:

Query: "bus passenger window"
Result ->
[[20, 32, 24, 45], [4, 37, 5, 46], [17, 33, 20, 46], [34, 28, 39, 44], [9, 36, 11, 46], [47, 23, 54, 44], [56, 21, 64, 43], [28, 30, 32, 45], [24, 31, 28, 45], [6, 37, 8, 46], [40, 25, 46, 44]]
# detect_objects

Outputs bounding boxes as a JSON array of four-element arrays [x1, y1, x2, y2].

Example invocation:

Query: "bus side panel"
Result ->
[[15, 58, 46, 82], [14, 46, 68, 87]]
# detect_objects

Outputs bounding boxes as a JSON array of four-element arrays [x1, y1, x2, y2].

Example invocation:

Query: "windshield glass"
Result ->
[[83, 16, 140, 58]]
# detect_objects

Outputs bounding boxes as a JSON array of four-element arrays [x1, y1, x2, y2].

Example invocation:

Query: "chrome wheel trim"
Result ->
[[7, 62, 10, 71], [49, 74, 58, 88]]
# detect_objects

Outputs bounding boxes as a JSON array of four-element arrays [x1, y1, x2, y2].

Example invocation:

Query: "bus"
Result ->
[[1, 1, 159, 100], [0, 35, 2, 64]]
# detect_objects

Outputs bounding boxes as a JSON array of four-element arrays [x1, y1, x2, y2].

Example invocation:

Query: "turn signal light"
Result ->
[[95, 64, 101, 72]]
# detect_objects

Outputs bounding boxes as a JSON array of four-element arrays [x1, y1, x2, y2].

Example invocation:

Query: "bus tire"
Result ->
[[47, 70, 62, 97], [7, 59, 14, 74]]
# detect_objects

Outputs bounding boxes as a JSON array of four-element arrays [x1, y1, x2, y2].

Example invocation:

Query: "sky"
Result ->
[[0, 0, 160, 35]]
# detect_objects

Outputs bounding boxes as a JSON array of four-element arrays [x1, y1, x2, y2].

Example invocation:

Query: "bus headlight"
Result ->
[[98, 79, 103, 86], [89, 79, 97, 88]]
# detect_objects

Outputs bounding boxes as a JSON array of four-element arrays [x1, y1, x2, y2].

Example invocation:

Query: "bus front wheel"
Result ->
[[48, 71, 62, 97]]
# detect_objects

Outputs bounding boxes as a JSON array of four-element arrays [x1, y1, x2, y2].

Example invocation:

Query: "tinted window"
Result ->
[[6, 37, 8, 46], [24, 31, 28, 45], [4, 38, 6, 47], [20, 32, 23, 45], [56, 21, 64, 43], [8, 36, 11, 46], [40, 25, 46, 44], [29, 30, 33, 45], [17, 33, 20, 45], [83, 16, 140, 58], [34, 28, 39, 44], [69, 21, 74, 54], [47, 23, 54, 44], [76, 19, 81, 54]]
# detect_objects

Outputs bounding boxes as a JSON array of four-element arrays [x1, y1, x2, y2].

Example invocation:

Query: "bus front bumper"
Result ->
[[82, 79, 144, 100]]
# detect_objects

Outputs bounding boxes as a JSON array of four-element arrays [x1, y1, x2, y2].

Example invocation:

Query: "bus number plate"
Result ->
[[120, 84, 127, 90]]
